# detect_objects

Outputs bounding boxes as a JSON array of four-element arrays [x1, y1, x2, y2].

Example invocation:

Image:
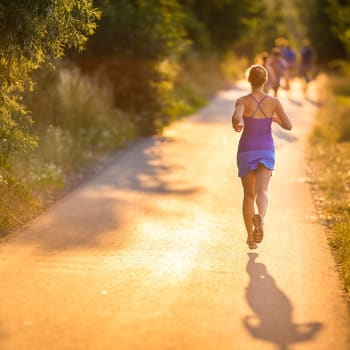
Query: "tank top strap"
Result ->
[[250, 94, 268, 118]]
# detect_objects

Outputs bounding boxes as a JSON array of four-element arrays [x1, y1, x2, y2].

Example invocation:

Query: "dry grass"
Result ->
[[309, 74, 350, 299]]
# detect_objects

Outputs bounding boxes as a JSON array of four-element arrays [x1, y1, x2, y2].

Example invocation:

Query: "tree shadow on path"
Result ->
[[8, 137, 200, 252], [243, 253, 322, 350]]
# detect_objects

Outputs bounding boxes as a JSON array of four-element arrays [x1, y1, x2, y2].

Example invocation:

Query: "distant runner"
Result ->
[[269, 48, 288, 97], [282, 41, 297, 89], [300, 40, 315, 95]]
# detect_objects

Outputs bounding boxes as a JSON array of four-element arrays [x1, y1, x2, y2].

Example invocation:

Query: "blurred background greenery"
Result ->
[[0, 0, 349, 233]]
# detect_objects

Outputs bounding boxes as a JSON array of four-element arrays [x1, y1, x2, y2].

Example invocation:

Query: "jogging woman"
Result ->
[[231, 65, 292, 249]]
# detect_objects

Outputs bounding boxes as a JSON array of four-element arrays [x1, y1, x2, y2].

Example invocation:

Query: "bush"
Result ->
[[23, 64, 138, 173], [0, 175, 40, 231]]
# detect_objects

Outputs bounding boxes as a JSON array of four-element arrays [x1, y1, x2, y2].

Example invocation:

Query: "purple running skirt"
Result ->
[[236, 117, 275, 177], [237, 150, 275, 177]]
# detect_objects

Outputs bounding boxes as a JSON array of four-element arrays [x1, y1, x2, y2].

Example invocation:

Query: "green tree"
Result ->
[[0, 0, 100, 171], [327, 0, 350, 57], [294, 0, 346, 62], [180, 0, 265, 52], [71, 0, 189, 134], [233, 0, 288, 57]]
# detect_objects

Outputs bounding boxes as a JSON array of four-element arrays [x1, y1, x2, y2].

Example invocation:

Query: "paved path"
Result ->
[[0, 81, 349, 350]]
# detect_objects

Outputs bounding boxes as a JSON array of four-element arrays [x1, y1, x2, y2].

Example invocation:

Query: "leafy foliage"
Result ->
[[0, 0, 100, 171], [235, 0, 288, 57], [294, 0, 347, 62], [180, 0, 265, 52], [327, 0, 350, 56], [0, 173, 40, 231], [88, 0, 188, 59]]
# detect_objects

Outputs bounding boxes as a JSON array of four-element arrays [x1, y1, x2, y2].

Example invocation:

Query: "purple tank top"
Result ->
[[238, 95, 274, 153]]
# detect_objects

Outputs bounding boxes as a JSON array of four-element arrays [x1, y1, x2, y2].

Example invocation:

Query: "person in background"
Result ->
[[300, 39, 315, 95], [269, 48, 288, 97], [283, 42, 297, 74], [281, 41, 297, 90], [260, 52, 276, 94]]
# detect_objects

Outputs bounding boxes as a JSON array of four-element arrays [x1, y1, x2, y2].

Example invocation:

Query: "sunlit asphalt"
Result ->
[[0, 80, 349, 349]]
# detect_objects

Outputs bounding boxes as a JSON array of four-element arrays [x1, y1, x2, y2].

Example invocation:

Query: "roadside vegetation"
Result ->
[[294, 0, 350, 298], [309, 73, 350, 298], [0, 1, 101, 231]]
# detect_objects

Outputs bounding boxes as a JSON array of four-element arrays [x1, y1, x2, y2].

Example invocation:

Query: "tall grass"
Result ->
[[20, 64, 138, 177], [309, 74, 350, 298]]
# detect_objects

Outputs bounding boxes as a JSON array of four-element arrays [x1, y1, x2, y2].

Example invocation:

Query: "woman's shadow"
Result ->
[[243, 253, 322, 350]]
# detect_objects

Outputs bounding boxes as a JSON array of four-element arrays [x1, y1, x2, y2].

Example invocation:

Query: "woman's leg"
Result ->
[[255, 164, 272, 218], [241, 171, 256, 240]]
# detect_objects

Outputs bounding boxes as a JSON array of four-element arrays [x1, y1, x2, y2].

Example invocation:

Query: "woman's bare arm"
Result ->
[[232, 98, 245, 132], [274, 99, 292, 130]]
